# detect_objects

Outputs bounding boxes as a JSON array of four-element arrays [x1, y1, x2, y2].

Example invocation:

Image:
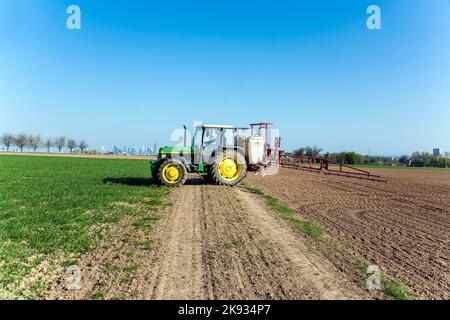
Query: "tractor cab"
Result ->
[[192, 124, 248, 165]]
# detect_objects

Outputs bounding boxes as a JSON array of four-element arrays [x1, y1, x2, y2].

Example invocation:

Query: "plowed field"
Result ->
[[247, 167, 450, 299]]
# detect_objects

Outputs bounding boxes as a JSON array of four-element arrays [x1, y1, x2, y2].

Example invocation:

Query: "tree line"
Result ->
[[1, 133, 88, 153], [292, 146, 449, 168], [292, 146, 367, 165], [403, 152, 449, 168]]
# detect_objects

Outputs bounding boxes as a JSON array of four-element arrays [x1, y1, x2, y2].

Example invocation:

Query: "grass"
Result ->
[[123, 264, 140, 273], [382, 275, 411, 300], [223, 238, 245, 250], [247, 187, 323, 239], [0, 154, 168, 296], [132, 215, 160, 231], [356, 263, 413, 300], [94, 290, 106, 300], [246, 185, 417, 300]]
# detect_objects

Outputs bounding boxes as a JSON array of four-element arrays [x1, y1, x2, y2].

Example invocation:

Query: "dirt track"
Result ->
[[247, 168, 450, 299], [145, 177, 366, 299]]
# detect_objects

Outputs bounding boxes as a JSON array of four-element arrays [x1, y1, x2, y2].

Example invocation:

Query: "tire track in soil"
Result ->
[[146, 177, 366, 300], [146, 181, 208, 299]]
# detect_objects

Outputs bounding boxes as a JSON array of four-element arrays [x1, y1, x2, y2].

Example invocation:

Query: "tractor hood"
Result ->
[[158, 146, 193, 159]]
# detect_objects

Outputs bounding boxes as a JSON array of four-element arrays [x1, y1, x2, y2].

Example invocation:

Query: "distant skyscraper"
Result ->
[[432, 148, 441, 156], [110, 144, 160, 156]]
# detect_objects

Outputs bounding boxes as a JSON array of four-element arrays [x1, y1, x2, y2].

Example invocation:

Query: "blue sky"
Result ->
[[1, 0, 449, 155]]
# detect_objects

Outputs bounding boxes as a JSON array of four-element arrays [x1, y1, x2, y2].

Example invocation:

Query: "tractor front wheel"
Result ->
[[157, 159, 188, 187], [211, 151, 247, 186]]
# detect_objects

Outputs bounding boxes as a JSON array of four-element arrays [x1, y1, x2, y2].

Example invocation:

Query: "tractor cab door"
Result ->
[[201, 127, 222, 164], [192, 126, 223, 165]]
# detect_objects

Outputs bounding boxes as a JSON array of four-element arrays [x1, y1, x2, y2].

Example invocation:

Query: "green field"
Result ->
[[0, 155, 168, 298]]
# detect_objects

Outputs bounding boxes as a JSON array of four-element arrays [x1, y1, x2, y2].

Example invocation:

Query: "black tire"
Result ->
[[151, 161, 161, 184], [157, 159, 188, 187], [210, 151, 247, 186]]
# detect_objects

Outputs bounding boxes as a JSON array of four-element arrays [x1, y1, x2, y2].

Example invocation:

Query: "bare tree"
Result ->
[[55, 136, 66, 153], [79, 140, 88, 154], [28, 134, 43, 152], [293, 147, 306, 157], [67, 139, 77, 153], [44, 138, 53, 153], [1, 133, 15, 151], [14, 133, 28, 152], [305, 145, 322, 158]]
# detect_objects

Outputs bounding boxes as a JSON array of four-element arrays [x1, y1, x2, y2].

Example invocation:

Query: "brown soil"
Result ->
[[246, 167, 450, 299], [33, 175, 366, 300], [145, 177, 366, 300], [146, 181, 206, 299]]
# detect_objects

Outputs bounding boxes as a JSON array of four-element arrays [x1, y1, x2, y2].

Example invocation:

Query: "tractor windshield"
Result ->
[[205, 128, 242, 148]]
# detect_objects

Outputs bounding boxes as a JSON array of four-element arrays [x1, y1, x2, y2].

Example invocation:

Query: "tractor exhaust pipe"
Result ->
[[183, 125, 187, 147]]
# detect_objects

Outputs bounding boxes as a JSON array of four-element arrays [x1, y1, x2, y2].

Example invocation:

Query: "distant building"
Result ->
[[432, 148, 441, 156], [110, 144, 159, 156], [445, 152, 450, 159]]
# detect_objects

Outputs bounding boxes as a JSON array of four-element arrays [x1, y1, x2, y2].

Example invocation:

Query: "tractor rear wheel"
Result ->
[[157, 159, 188, 187], [210, 151, 247, 186]]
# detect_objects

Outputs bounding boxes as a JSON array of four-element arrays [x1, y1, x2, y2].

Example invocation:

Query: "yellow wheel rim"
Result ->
[[218, 157, 242, 181], [162, 163, 182, 184]]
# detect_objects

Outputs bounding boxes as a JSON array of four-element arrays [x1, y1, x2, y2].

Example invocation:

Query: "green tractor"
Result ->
[[150, 123, 277, 187]]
